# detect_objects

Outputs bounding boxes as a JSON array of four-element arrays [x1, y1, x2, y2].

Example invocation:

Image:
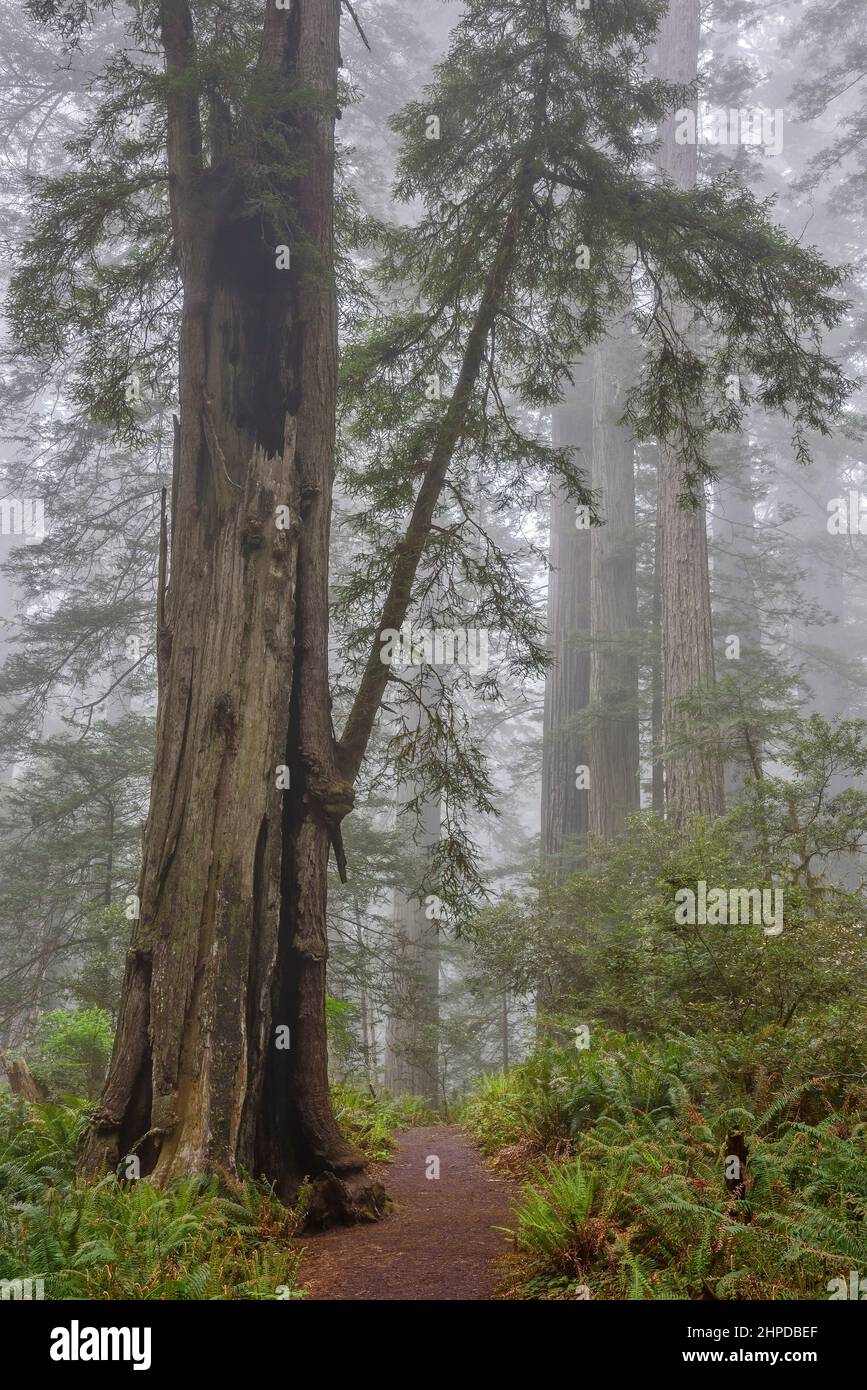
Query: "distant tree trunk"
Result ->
[[500, 991, 509, 1073], [384, 789, 440, 1105], [0, 534, 19, 783], [99, 644, 133, 907], [79, 0, 381, 1225], [541, 358, 593, 871], [539, 361, 592, 1020], [784, 449, 855, 887], [589, 327, 639, 837], [102, 799, 115, 906], [712, 458, 762, 796], [656, 0, 725, 822], [0, 532, 43, 1048], [786, 450, 850, 722], [353, 900, 375, 1087], [651, 487, 665, 813]]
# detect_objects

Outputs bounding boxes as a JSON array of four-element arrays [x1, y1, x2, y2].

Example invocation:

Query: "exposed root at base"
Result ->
[[302, 1167, 389, 1230]]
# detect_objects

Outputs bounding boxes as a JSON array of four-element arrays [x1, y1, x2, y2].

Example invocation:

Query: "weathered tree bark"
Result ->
[[655, 0, 725, 821], [81, 5, 553, 1217], [1, 1049, 47, 1102], [588, 328, 640, 838], [79, 0, 382, 1225]]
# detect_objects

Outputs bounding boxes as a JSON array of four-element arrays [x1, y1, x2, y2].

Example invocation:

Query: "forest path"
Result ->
[[298, 1124, 517, 1300]]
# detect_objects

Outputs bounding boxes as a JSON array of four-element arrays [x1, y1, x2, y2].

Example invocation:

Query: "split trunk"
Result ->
[[80, 0, 382, 1225]]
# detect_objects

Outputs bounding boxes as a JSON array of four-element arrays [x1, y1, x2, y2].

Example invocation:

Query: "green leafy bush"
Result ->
[[31, 1007, 114, 1099], [464, 723, 867, 1299], [470, 719, 867, 1040]]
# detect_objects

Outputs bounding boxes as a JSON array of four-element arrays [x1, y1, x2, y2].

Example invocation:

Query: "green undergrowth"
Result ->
[[462, 1019, 867, 1300], [0, 1095, 304, 1299], [331, 1082, 439, 1162], [0, 1083, 432, 1299]]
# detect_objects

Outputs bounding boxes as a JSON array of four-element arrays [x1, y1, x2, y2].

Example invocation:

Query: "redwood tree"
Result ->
[[384, 788, 441, 1103], [11, 0, 849, 1220], [109, 0, 372, 1216], [16, 0, 382, 1222], [654, 0, 725, 820], [588, 323, 640, 838], [541, 360, 593, 875]]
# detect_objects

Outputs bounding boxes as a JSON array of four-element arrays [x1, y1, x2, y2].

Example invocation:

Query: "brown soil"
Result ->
[[298, 1124, 518, 1301]]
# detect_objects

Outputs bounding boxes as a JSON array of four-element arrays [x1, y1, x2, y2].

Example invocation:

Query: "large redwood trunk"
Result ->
[[541, 358, 593, 874], [655, 0, 725, 821], [588, 326, 640, 838], [712, 456, 763, 797], [80, 0, 382, 1224], [538, 360, 592, 1024]]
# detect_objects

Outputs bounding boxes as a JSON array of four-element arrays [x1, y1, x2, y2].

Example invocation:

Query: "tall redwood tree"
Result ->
[[73, 0, 381, 1222], [12, 0, 848, 1224]]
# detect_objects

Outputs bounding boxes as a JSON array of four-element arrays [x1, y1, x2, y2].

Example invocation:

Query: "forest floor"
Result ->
[[298, 1124, 518, 1300]]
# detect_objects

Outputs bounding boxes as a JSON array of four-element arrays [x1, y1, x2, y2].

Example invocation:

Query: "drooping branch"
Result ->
[[341, 0, 371, 53]]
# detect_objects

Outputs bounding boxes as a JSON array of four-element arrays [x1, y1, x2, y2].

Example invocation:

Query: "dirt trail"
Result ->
[[299, 1124, 517, 1301]]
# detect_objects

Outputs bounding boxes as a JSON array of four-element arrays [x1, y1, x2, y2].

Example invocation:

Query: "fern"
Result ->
[[463, 1023, 867, 1299], [0, 1099, 307, 1300]]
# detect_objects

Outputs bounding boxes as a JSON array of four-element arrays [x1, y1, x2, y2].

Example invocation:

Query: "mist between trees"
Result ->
[[0, 0, 864, 1303]]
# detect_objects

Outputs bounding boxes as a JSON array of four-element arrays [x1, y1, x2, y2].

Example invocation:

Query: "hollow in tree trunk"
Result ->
[[79, 0, 383, 1227]]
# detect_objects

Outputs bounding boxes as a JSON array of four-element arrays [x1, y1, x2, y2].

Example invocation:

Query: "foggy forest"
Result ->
[[0, 0, 865, 1331]]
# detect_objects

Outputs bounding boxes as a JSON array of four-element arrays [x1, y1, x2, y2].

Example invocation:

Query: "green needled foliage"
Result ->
[[7, 1, 853, 931], [334, 0, 851, 918], [10, 0, 355, 445], [342, 0, 849, 502]]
